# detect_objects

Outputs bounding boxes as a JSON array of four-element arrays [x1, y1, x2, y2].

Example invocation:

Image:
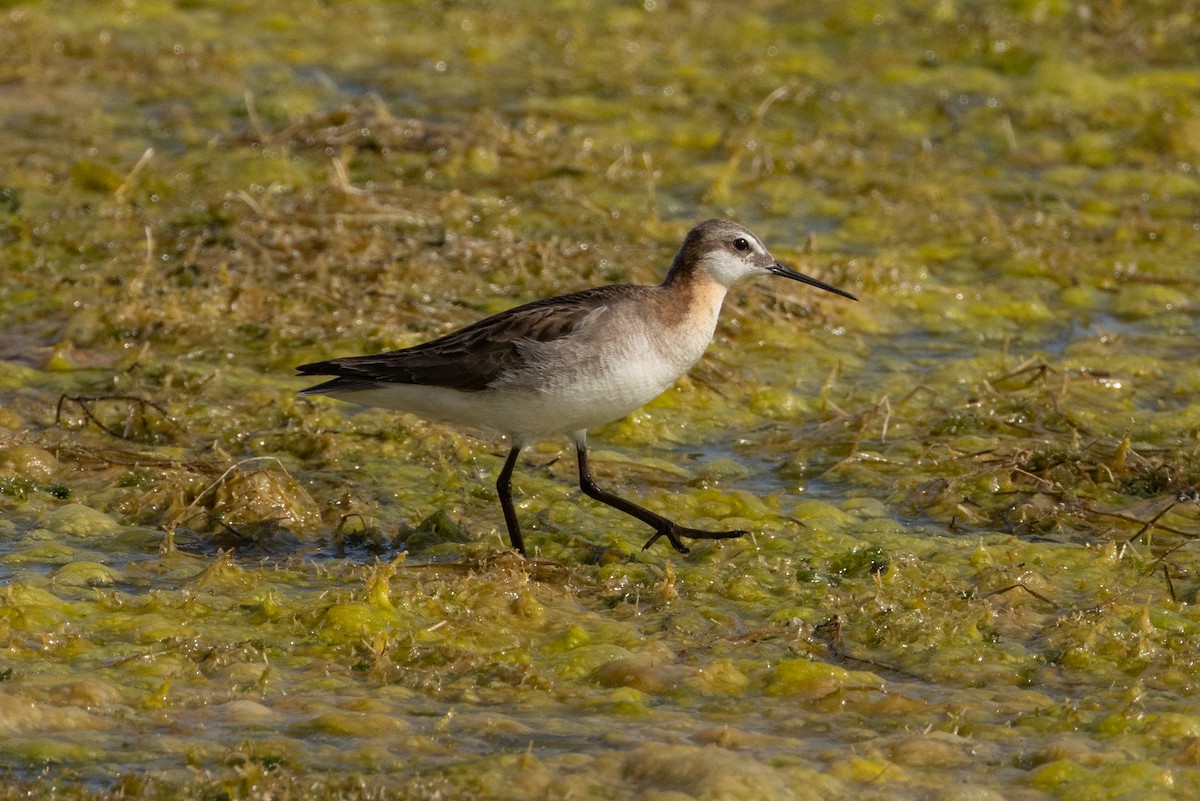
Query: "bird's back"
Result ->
[[297, 284, 652, 396]]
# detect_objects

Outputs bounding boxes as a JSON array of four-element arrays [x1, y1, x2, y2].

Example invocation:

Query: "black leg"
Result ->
[[496, 445, 526, 556], [574, 441, 747, 552]]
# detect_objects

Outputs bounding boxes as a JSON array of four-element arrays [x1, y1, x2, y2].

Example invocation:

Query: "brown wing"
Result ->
[[297, 284, 642, 393]]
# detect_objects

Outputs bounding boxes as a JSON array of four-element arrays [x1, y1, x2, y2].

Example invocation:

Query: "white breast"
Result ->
[[492, 290, 725, 437]]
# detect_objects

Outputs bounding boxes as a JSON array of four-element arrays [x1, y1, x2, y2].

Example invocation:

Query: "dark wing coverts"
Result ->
[[297, 285, 641, 394]]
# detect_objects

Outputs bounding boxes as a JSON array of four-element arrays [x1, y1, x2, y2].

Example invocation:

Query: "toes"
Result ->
[[642, 528, 690, 552], [642, 526, 746, 551], [681, 528, 748, 541]]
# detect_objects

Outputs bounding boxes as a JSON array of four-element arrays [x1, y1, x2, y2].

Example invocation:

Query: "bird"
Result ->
[[297, 219, 857, 556]]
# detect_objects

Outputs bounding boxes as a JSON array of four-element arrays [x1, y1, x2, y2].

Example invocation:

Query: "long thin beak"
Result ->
[[770, 262, 858, 301]]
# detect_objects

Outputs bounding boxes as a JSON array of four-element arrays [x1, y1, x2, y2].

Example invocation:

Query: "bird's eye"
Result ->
[[733, 237, 750, 252]]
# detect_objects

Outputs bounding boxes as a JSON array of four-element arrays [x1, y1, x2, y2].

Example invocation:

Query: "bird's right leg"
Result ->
[[573, 438, 746, 553]]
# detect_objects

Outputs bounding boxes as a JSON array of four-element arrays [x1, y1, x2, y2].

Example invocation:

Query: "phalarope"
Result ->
[[298, 219, 857, 556]]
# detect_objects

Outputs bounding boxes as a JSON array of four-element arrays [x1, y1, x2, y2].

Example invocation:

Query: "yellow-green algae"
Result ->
[[2, 1, 1200, 800]]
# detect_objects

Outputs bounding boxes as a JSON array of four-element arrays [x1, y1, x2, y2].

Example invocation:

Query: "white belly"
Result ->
[[340, 334, 699, 439]]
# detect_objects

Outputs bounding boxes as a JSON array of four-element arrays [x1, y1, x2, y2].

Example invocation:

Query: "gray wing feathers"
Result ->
[[297, 285, 640, 394]]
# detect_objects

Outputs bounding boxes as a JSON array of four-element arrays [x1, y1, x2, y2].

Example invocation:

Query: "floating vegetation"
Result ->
[[1, 1, 1199, 800]]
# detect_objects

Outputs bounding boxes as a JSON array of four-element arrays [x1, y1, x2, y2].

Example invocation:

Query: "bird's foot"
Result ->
[[642, 524, 749, 553]]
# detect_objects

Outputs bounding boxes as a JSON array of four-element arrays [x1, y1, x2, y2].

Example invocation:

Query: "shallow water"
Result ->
[[2, 2, 1199, 800]]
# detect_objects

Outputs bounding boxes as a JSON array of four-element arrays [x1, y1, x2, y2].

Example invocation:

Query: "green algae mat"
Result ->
[[2, 2, 1199, 799]]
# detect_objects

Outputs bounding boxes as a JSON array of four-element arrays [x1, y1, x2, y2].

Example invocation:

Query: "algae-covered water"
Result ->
[[2, 2, 1199, 799]]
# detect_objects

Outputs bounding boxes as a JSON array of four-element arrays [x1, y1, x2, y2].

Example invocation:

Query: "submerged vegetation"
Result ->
[[1, 1, 1199, 799]]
